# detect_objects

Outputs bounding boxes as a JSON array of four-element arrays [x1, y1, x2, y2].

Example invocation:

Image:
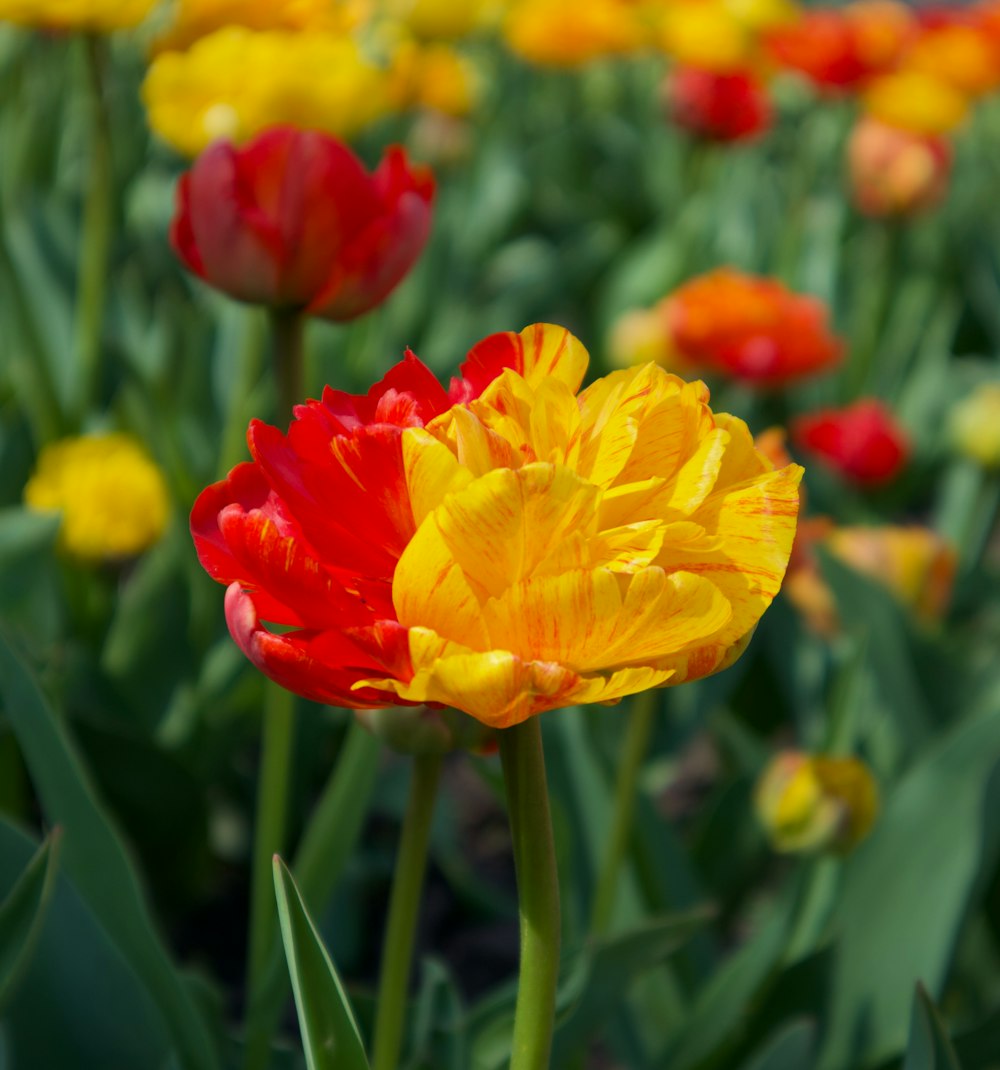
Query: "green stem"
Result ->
[[371, 752, 443, 1070], [217, 309, 266, 478], [75, 33, 113, 421], [243, 719, 382, 1070], [590, 690, 656, 935], [246, 684, 297, 1022], [270, 308, 305, 419], [499, 718, 561, 1070]]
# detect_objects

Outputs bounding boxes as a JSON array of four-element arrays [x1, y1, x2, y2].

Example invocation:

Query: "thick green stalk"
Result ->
[[590, 690, 656, 935], [246, 683, 297, 1008], [75, 34, 113, 421], [499, 718, 562, 1070], [243, 309, 306, 1064], [270, 308, 305, 418], [371, 752, 443, 1070]]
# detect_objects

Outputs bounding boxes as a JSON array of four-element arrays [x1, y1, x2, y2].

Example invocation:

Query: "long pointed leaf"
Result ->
[[272, 856, 370, 1070], [0, 827, 60, 1009], [903, 985, 963, 1070], [0, 631, 220, 1070]]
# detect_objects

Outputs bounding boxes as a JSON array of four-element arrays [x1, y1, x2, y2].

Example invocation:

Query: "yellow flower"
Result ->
[[826, 525, 956, 623], [382, 0, 498, 40], [755, 751, 879, 853], [863, 69, 969, 136], [950, 383, 1000, 468], [390, 39, 480, 116], [143, 27, 396, 156], [659, 0, 754, 71], [24, 433, 170, 561], [0, 0, 154, 31], [359, 324, 802, 727], [504, 0, 644, 66], [606, 305, 677, 370], [152, 0, 367, 53]]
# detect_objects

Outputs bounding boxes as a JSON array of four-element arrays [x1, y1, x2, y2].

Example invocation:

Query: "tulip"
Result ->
[[792, 398, 910, 486], [25, 433, 170, 561], [950, 383, 1000, 468], [192, 324, 802, 728], [863, 69, 969, 136], [666, 67, 772, 142], [171, 126, 434, 321], [847, 117, 951, 217], [827, 525, 956, 622], [663, 268, 842, 386], [755, 750, 879, 853], [0, 0, 155, 30]]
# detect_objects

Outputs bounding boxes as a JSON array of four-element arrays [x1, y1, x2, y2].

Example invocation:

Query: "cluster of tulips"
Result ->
[[3, 1, 1000, 1068]]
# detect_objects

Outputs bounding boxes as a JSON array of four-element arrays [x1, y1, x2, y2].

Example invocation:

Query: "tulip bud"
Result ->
[[848, 117, 951, 217], [949, 383, 1000, 468], [354, 705, 497, 756], [24, 433, 170, 562], [666, 66, 772, 143], [792, 398, 910, 486], [171, 126, 434, 321], [755, 751, 879, 854]]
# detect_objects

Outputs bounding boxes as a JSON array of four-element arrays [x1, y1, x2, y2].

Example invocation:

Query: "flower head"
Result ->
[[666, 66, 772, 142], [950, 383, 1000, 468], [863, 69, 969, 135], [663, 269, 842, 386], [765, 2, 913, 91], [25, 433, 170, 561], [192, 325, 802, 728], [755, 750, 879, 853], [503, 0, 643, 66], [847, 117, 951, 217], [143, 28, 398, 156], [171, 126, 434, 321], [792, 398, 910, 486], [0, 0, 154, 31]]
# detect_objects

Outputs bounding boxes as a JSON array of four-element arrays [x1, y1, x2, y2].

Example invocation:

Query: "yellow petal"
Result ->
[[516, 322, 590, 392], [401, 428, 473, 527]]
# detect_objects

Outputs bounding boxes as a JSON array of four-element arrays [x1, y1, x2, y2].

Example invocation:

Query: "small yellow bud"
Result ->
[[24, 433, 170, 562], [755, 751, 879, 854], [950, 383, 1000, 469]]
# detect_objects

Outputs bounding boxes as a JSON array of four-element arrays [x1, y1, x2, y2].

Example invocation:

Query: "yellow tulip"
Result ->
[[358, 324, 802, 727]]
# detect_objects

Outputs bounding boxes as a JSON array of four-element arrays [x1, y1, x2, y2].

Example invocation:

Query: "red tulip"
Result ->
[[171, 126, 435, 321], [792, 398, 910, 485], [667, 67, 772, 143]]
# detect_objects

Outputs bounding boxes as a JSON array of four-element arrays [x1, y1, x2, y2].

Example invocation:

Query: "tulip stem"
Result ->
[[270, 308, 305, 419], [246, 683, 297, 1024], [499, 718, 562, 1070], [75, 33, 114, 421], [590, 689, 657, 935], [371, 752, 443, 1070]]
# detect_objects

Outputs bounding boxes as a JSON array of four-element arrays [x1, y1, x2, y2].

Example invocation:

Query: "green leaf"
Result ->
[[0, 631, 220, 1070], [405, 958, 467, 1070], [0, 827, 60, 1010], [740, 1020, 817, 1070], [902, 985, 963, 1070], [272, 856, 371, 1070], [0, 817, 171, 1069], [819, 704, 1000, 1068], [551, 909, 712, 1065]]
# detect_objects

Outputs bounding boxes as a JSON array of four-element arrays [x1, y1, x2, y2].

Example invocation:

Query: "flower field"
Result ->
[[2, 2, 1000, 1068]]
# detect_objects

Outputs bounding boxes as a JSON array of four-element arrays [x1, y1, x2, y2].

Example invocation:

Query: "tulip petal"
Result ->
[[224, 583, 408, 708], [451, 323, 589, 401]]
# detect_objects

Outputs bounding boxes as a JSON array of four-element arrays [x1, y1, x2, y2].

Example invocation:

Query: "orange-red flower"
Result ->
[[193, 325, 802, 727], [792, 398, 909, 486], [765, 2, 913, 90], [171, 126, 434, 320], [666, 67, 772, 142], [664, 268, 842, 385], [847, 117, 951, 217]]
